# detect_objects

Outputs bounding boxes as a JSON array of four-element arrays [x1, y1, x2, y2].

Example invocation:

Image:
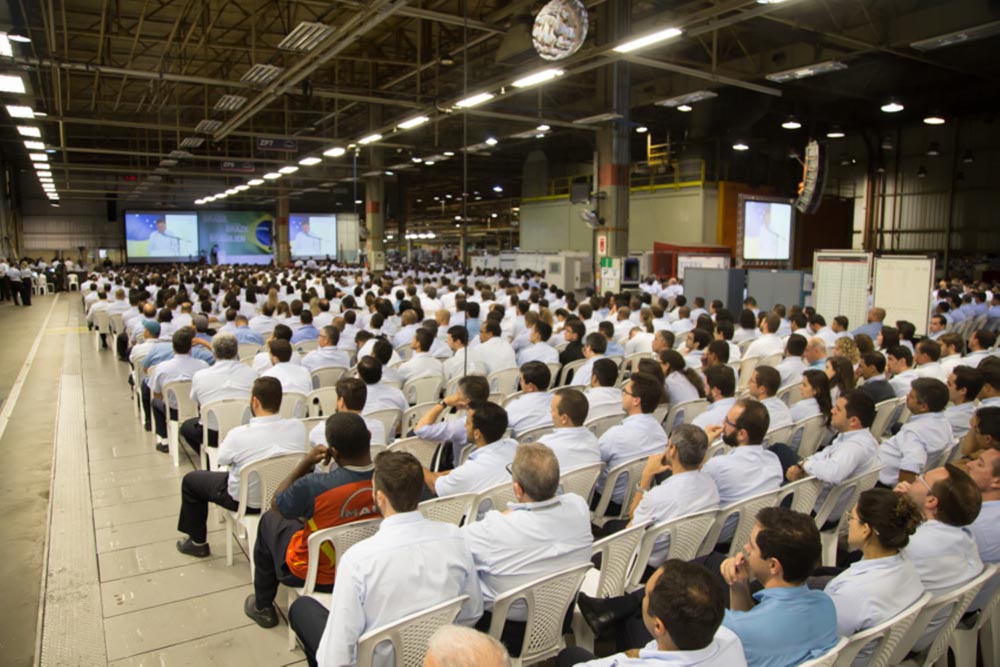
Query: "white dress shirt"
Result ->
[[803, 428, 880, 511], [463, 494, 593, 620], [252, 349, 302, 374], [666, 372, 702, 405], [692, 397, 736, 430], [516, 341, 559, 367], [538, 427, 602, 473], [261, 361, 313, 396], [309, 415, 386, 447], [189, 359, 256, 427], [505, 391, 554, 436], [877, 412, 954, 486], [217, 414, 308, 503], [578, 627, 747, 667], [316, 512, 483, 667], [625, 333, 654, 356], [762, 396, 793, 431], [702, 445, 783, 542], [733, 328, 759, 345], [776, 356, 806, 387], [944, 402, 976, 441], [890, 370, 919, 398], [362, 382, 409, 414], [149, 353, 210, 407], [435, 438, 518, 500], [443, 347, 487, 381], [939, 354, 965, 376], [971, 500, 1000, 564], [789, 397, 820, 424], [397, 351, 444, 383], [745, 333, 784, 359], [632, 470, 720, 566], [301, 346, 351, 372], [598, 413, 669, 504], [914, 361, 948, 383], [585, 387, 624, 419], [471, 337, 517, 375]]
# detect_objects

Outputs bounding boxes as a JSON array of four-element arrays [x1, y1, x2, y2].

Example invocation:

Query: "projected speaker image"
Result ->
[[742, 200, 792, 261], [126, 211, 199, 261], [290, 213, 337, 258]]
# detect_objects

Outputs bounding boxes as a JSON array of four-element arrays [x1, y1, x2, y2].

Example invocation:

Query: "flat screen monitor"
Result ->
[[741, 198, 793, 262], [125, 211, 199, 262], [290, 213, 337, 258]]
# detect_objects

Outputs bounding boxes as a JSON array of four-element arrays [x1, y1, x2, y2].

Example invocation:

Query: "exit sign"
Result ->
[[124, 175, 138, 182]]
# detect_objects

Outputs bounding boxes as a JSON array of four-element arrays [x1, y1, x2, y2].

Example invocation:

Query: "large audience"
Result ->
[[67, 259, 1000, 666]]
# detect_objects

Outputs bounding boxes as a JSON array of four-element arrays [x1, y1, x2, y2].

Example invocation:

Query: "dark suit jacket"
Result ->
[[858, 378, 896, 404], [559, 341, 584, 366]]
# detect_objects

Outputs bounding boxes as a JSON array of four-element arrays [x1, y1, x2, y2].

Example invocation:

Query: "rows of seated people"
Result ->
[[80, 262, 1000, 666]]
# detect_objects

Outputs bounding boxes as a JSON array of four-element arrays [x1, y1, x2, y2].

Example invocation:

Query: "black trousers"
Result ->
[[0, 275, 9, 301], [140, 382, 152, 430], [151, 399, 177, 439], [8, 280, 20, 305], [116, 332, 131, 361], [177, 470, 241, 543], [20, 280, 31, 306], [180, 417, 218, 453], [254, 511, 323, 609], [289, 596, 328, 667], [560, 646, 600, 666]]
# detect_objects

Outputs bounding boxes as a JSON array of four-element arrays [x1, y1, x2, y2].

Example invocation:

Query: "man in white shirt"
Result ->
[[176, 377, 307, 557], [471, 320, 517, 375], [248, 302, 278, 338], [129, 319, 161, 366], [938, 332, 966, 376], [148, 218, 181, 256], [261, 339, 313, 397], [572, 332, 607, 388], [776, 334, 808, 387], [356, 354, 408, 415], [746, 365, 793, 433], [913, 339, 948, 382], [959, 406, 1000, 464], [803, 337, 827, 371], [179, 333, 257, 452], [443, 325, 486, 381], [252, 325, 303, 374], [149, 328, 210, 453], [300, 325, 351, 373], [537, 388, 602, 473], [516, 321, 559, 367], [808, 314, 839, 348], [878, 378, 954, 486], [464, 443, 592, 644], [413, 375, 492, 466], [584, 358, 624, 420], [887, 345, 919, 398], [397, 328, 444, 383], [744, 314, 784, 359], [945, 366, 982, 441], [692, 366, 737, 431], [927, 314, 948, 341], [307, 378, 387, 448], [391, 309, 420, 349], [504, 362, 554, 436], [289, 450, 483, 667], [963, 330, 995, 367], [966, 448, 1000, 566]]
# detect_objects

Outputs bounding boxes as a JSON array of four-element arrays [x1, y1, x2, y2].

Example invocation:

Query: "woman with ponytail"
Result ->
[[658, 349, 705, 404]]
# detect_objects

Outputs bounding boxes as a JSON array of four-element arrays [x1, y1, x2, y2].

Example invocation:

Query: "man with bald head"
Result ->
[[804, 336, 827, 371], [852, 306, 886, 339]]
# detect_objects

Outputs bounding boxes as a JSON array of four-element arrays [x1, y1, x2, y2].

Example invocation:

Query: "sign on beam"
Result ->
[[221, 160, 256, 173], [255, 137, 298, 151]]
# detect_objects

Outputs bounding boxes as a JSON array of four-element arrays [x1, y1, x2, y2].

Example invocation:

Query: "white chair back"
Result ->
[[299, 416, 325, 447], [545, 362, 562, 389], [387, 436, 440, 469], [591, 456, 650, 527], [199, 399, 252, 470], [311, 366, 347, 389], [468, 481, 517, 520], [775, 476, 824, 514], [368, 408, 403, 442], [237, 343, 262, 360], [590, 522, 648, 599], [559, 463, 603, 504], [279, 392, 308, 419], [798, 637, 848, 667], [737, 356, 760, 392], [402, 401, 439, 433], [559, 358, 588, 386], [762, 424, 793, 447], [303, 518, 383, 593], [516, 424, 555, 443], [947, 568, 1000, 667], [626, 509, 717, 591], [295, 340, 319, 354], [790, 413, 828, 458], [663, 398, 708, 434], [777, 382, 802, 406], [584, 412, 624, 438], [832, 592, 931, 667], [759, 352, 783, 367], [357, 595, 469, 667], [308, 387, 339, 417], [396, 342, 413, 360], [402, 375, 444, 405], [697, 487, 779, 558], [813, 467, 882, 566], [871, 397, 904, 440], [235, 453, 304, 522], [488, 367, 520, 396], [418, 493, 477, 526]]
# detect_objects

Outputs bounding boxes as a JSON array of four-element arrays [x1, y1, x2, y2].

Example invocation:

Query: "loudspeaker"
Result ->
[[795, 140, 828, 215]]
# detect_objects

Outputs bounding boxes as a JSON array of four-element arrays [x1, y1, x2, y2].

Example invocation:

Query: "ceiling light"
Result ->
[[217, 192, 229, 198], [881, 99, 904, 113], [240, 63, 283, 86], [826, 128, 846, 139], [7, 34, 30, 43], [962, 150, 975, 164], [16, 125, 40, 137], [923, 115, 946, 125], [491, 213, 499, 218], [23, 140, 44, 150], [263, 172, 282, 180], [765, 60, 848, 83], [5, 105, 33, 118], [443, 151, 455, 157], [485, 137, 498, 146], [214, 94, 247, 112], [225, 188, 238, 195], [655, 90, 718, 108], [880, 136, 894, 151], [635, 126, 648, 134], [278, 21, 334, 52], [45, 148, 56, 154], [247, 179, 264, 186], [676, 104, 693, 112], [29, 153, 47, 162], [926, 142, 941, 157], [0, 35, 10, 57], [323, 146, 346, 158], [298, 156, 322, 166], [512, 68, 564, 88], [159, 159, 178, 167], [917, 166, 927, 179], [179, 137, 204, 148], [781, 117, 802, 130], [424, 160, 435, 166], [613, 27, 683, 53], [354, 199, 363, 205], [195, 119, 222, 133], [194, 199, 205, 205], [535, 133, 545, 139], [732, 142, 749, 151], [493, 185, 503, 193], [38, 176, 52, 183], [279, 165, 299, 174], [0, 74, 25, 94], [535, 125, 550, 132], [36, 170, 51, 177], [573, 112, 623, 124], [234, 184, 250, 191], [454, 92, 494, 108], [205, 195, 217, 202], [358, 133, 382, 145], [411, 156, 423, 163], [910, 21, 1000, 51], [398, 115, 430, 130]]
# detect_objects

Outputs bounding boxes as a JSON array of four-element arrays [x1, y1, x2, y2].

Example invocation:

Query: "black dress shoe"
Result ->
[[244, 594, 280, 628], [155, 442, 169, 453], [176, 538, 211, 558], [577, 592, 619, 635]]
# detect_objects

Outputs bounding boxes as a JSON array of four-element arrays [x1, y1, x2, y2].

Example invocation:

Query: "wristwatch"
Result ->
[[439, 400, 448, 409]]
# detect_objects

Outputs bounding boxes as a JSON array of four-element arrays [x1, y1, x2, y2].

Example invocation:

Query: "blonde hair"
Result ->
[[835, 336, 860, 365]]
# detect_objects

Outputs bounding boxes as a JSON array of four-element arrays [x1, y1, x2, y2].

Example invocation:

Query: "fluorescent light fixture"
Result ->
[[298, 156, 322, 166], [205, 195, 217, 202], [512, 68, 564, 88], [732, 142, 750, 151], [881, 100, 904, 113], [29, 153, 47, 162], [240, 63, 283, 86], [216, 192, 229, 198], [17, 125, 40, 137], [411, 156, 423, 163], [636, 126, 648, 134], [826, 129, 846, 139], [573, 112, 623, 124], [493, 185, 503, 193], [278, 21, 334, 53], [214, 94, 247, 112], [194, 199, 205, 205], [424, 160, 435, 166], [443, 150, 455, 157], [655, 90, 718, 107], [0, 74, 25, 93], [7, 34, 30, 43], [358, 133, 382, 145], [398, 115, 430, 130], [263, 172, 282, 180], [36, 170, 51, 177], [765, 60, 847, 83], [179, 136, 204, 148], [910, 20, 1000, 51], [6, 105, 33, 118], [781, 118, 802, 130], [536, 125, 550, 132], [23, 140, 44, 150], [247, 179, 264, 186], [278, 165, 299, 174], [677, 104, 693, 112], [0, 35, 10, 57], [159, 159, 178, 167], [485, 137, 498, 146], [224, 188, 237, 195], [454, 92, 494, 108], [323, 146, 346, 157], [613, 27, 682, 54], [195, 119, 222, 133], [38, 176, 53, 182], [923, 115, 946, 125], [234, 185, 250, 191]]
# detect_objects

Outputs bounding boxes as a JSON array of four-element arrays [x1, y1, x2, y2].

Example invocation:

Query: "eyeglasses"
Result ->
[[844, 510, 880, 535], [916, 474, 934, 496], [723, 417, 737, 428], [622, 387, 635, 397], [505, 462, 514, 475]]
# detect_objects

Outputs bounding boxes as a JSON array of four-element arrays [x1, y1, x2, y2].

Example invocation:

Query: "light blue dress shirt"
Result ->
[[789, 397, 820, 424], [216, 414, 307, 503], [598, 413, 669, 504], [691, 397, 736, 430], [632, 470, 720, 566], [944, 402, 976, 441], [538, 427, 602, 473], [435, 437, 518, 500], [701, 445, 783, 543], [803, 428, 880, 512], [877, 412, 954, 486], [762, 396, 793, 431], [230, 325, 265, 346], [666, 371, 702, 405], [577, 627, 747, 666], [505, 391, 554, 436]]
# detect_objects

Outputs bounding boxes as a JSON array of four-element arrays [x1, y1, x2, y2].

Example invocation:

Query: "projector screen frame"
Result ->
[[735, 194, 796, 269]]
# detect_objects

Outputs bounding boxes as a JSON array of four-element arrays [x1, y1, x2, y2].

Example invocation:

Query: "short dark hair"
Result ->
[[887, 344, 912, 367], [917, 339, 941, 361], [335, 377, 367, 411], [952, 366, 984, 402], [842, 390, 876, 428], [520, 361, 551, 391], [413, 327, 434, 352], [585, 331, 607, 355], [372, 339, 394, 365], [553, 388, 588, 426], [357, 355, 383, 384], [704, 365, 735, 398], [764, 314, 780, 334], [785, 333, 807, 357], [321, 325, 340, 345], [598, 321, 614, 339], [706, 340, 729, 364], [458, 375, 490, 403], [754, 507, 822, 584], [975, 329, 998, 349], [252, 376, 283, 413], [300, 310, 314, 325], [566, 320, 586, 339], [931, 463, 983, 527], [534, 320, 552, 341], [910, 377, 949, 412], [325, 411, 371, 459], [715, 320, 734, 341], [862, 351, 887, 374], [373, 451, 424, 512], [592, 358, 618, 387], [647, 560, 726, 651], [471, 402, 508, 443], [753, 366, 780, 396], [734, 398, 770, 443], [172, 328, 194, 354], [689, 328, 710, 351], [627, 372, 664, 413], [739, 309, 756, 329], [272, 324, 293, 341], [975, 406, 1000, 442], [482, 320, 501, 337], [447, 325, 468, 346], [269, 338, 293, 363]]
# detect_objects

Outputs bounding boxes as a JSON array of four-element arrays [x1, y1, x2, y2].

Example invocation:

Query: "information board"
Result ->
[[812, 251, 871, 335], [873, 255, 936, 337]]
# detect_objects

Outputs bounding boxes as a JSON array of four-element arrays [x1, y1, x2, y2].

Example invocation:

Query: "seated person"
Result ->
[[504, 361, 554, 436], [412, 374, 491, 466], [424, 625, 510, 667], [877, 377, 952, 486], [537, 388, 602, 473], [583, 358, 623, 419]]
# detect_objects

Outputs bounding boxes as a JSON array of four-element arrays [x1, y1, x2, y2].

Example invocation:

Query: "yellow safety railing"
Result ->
[[521, 159, 706, 203]]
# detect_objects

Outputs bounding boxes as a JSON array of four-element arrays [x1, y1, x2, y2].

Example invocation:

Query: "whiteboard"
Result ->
[[873, 255, 936, 337], [813, 251, 871, 335], [677, 253, 730, 280]]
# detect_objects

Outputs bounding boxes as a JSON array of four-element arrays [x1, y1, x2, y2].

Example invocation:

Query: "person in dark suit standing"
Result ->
[[856, 351, 896, 404]]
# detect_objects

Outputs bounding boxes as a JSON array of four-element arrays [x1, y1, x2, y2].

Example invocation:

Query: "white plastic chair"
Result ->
[[774, 476, 824, 514], [545, 362, 562, 389], [368, 407, 403, 443], [697, 487, 779, 558], [871, 397, 904, 441], [591, 456, 650, 528], [310, 366, 347, 389], [625, 509, 718, 591], [417, 493, 477, 526], [109, 313, 124, 336], [762, 424, 793, 448], [401, 401, 439, 433], [131, 353, 148, 417], [559, 463, 603, 504], [737, 356, 760, 393], [356, 595, 470, 667], [777, 382, 802, 406], [501, 391, 525, 407], [622, 352, 650, 370], [93, 309, 110, 350], [468, 480, 517, 521], [402, 375, 444, 406], [225, 453, 303, 570], [584, 413, 624, 438], [387, 436, 440, 469], [663, 399, 708, 434], [199, 399, 252, 470], [237, 343, 262, 360], [163, 380, 198, 467], [486, 563, 592, 667], [396, 342, 413, 361], [67, 273, 78, 291], [651, 403, 669, 425], [279, 391, 308, 419], [759, 352, 783, 367], [299, 416, 326, 447], [949, 569, 1000, 667], [307, 387, 339, 417], [798, 637, 848, 667], [571, 522, 649, 651], [813, 467, 882, 567], [488, 367, 520, 396], [516, 424, 555, 444], [559, 358, 589, 387], [790, 413, 828, 458], [704, 440, 730, 460], [831, 592, 931, 667], [295, 340, 319, 354]]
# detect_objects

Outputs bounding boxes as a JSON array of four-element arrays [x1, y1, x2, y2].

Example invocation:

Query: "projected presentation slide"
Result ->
[[198, 210, 275, 265], [290, 213, 337, 258], [126, 211, 199, 261], [743, 200, 792, 261]]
